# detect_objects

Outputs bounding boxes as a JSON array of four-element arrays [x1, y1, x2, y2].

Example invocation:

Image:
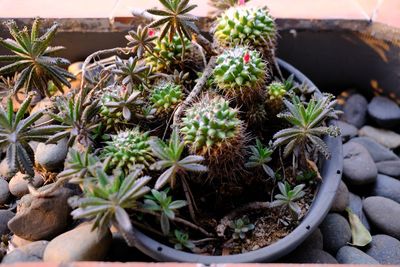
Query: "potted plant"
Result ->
[[0, 0, 342, 263]]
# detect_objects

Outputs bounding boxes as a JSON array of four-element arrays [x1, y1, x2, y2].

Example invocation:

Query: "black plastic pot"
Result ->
[[130, 58, 343, 263]]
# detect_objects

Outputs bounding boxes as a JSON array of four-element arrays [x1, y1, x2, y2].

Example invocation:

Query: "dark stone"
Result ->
[[336, 246, 379, 264], [343, 142, 377, 185], [286, 249, 338, 263], [372, 174, 400, 203], [351, 137, 399, 162], [320, 213, 351, 254], [365, 235, 400, 264], [330, 180, 349, 212], [363, 196, 400, 240], [376, 160, 400, 178], [348, 192, 370, 230], [342, 94, 368, 128], [368, 96, 400, 128], [0, 179, 9, 205], [0, 210, 15, 236], [8, 187, 73, 241], [336, 120, 358, 141], [297, 228, 323, 251]]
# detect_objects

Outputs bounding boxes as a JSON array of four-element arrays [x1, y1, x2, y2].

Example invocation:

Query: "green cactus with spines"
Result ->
[[265, 81, 287, 115], [180, 94, 246, 180], [99, 92, 124, 129], [214, 6, 277, 59], [150, 82, 183, 114], [101, 128, 154, 173], [213, 47, 267, 103], [145, 34, 191, 72]]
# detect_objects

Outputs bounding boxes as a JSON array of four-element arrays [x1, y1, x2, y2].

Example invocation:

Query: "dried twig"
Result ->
[[135, 208, 213, 237], [172, 56, 216, 126]]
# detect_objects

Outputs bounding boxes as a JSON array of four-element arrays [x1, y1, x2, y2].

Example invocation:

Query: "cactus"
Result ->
[[101, 128, 154, 173], [180, 94, 246, 180], [150, 82, 183, 114], [214, 6, 277, 60], [145, 34, 191, 72], [265, 81, 287, 115], [213, 47, 267, 103]]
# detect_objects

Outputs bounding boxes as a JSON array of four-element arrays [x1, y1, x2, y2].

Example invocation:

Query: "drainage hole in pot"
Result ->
[[157, 247, 163, 252], [337, 170, 341, 174], [306, 225, 311, 230]]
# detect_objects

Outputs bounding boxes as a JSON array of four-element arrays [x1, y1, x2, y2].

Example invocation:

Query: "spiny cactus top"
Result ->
[[101, 128, 154, 173], [213, 47, 266, 100], [150, 82, 183, 113], [180, 94, 242, 155], [266, 81, 287, 100], [214, 6, 276, 48], [145, 34, 191, 72]]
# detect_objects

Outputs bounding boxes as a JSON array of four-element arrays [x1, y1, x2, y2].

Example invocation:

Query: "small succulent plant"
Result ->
[[0, 19, 74, 97], [147, 0, 199, 57], [213, 47, 266, 103], [245, 139, 275, 179], [265, 81, 287, 116], [271, 182, 305, 220], [99, 88, 147, 129], [142, 189, 187, 235], [70, 168, 151, 235], [126, 25, 157, 59], [180, 94, 246, 180], [145, 33, 191, 72], [229, 216, 255, 239], [150, 82, 183, 113], [0, 94, 64, 176], [0, 73, 18, 98], [171, 230, 195, 251], [47, 93, 100, 148], [101, 128, 154, 173], [112, 57, 150, 90], [150, 128, 207, 189], [273, 94, 341, 159], [214, 6, 276, 59], [58, 148, 99, 184]]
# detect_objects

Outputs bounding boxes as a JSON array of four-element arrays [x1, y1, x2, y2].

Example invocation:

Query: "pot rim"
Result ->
[[130, 58, 343, 263]]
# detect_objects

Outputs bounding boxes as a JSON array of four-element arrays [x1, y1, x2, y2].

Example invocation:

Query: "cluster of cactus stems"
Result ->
[[0, 0, 343, 255]]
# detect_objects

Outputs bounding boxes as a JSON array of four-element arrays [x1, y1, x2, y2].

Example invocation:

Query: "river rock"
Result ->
[[10, 235, 34, 248], [376, 160, 400, 178], [359, 126, 400, 149], [348, 192, 370, 230], [8, 187, 73, 241], [0, 210, 14, 236], [35, 138, 68, 172], [351, 137, 399, 162], [365, 234, 400, 264], [286, 249, 338, 263], [336, 120, 358, 141], [0, 179, 10, 204], [0, 159, 13, 181], [30, 98, 53, 125], [372, 174, 400, 203], [2, 240, 48, 263], [320, 213, 351, 254], [363, 196, 400, 239], [342, 94, 368, 128], [43, 223, 112, 262], [8, 172, 44, 198], [336, 246, 379, 264], [343, 142, 377, 185], [330, 180, 349, 212], [368, 96, 400, 128]]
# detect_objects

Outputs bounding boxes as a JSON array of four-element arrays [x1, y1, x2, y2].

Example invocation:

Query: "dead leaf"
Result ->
[[346, 208, 372, 247]]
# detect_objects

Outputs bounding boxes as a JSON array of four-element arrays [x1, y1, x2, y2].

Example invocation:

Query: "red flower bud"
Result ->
[[243, 52, 250, 63], [148, 28, 155, 37], [238, 0, 245, 5]]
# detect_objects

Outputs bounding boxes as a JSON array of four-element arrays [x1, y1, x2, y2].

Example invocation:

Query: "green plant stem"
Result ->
[[113, 221, 137, 247], [135, 208, 213, 237]]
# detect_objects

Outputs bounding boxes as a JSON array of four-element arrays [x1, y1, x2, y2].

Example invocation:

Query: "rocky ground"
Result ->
[[1, 91, 400, 264]]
